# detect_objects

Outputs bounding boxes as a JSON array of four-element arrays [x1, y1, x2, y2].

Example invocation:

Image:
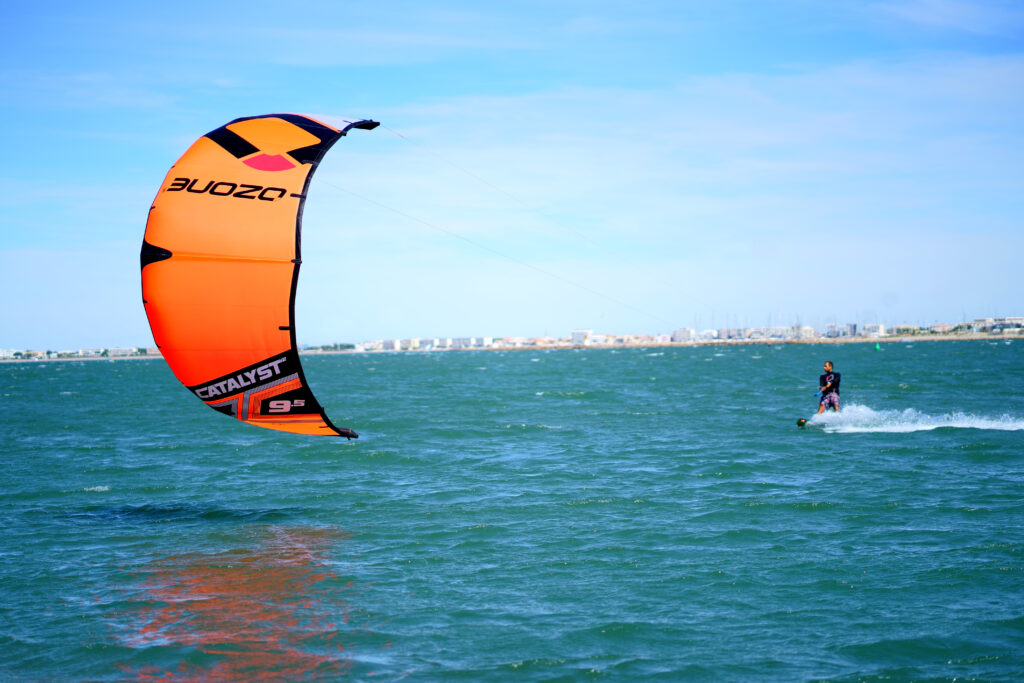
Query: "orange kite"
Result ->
[[141, 114, 378, 438]]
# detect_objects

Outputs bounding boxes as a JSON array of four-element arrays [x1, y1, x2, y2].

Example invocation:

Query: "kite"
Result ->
[[141, 113, 378, 438]]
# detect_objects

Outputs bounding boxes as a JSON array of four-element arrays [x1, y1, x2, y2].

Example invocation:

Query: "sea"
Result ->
[[2, 339, 1023, 681]]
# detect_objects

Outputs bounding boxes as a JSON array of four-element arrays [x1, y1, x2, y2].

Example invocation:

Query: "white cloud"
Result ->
[[312, 51, 1024, 238], [872, 0, 1024, 34], [6, 43, 1023, 346], [294, 51, 1024, 340]]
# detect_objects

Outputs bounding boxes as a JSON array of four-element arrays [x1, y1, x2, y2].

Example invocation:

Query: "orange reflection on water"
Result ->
[[119, 526, 354, 681]]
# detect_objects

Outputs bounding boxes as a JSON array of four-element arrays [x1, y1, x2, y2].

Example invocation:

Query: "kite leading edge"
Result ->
[[141, 113, 379, 438]]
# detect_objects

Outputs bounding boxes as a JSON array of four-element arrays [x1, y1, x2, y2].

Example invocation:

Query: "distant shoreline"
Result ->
[[1, 332, 1015, 364], [326, 332, 1012, 354], [0, 354, 163, 364]]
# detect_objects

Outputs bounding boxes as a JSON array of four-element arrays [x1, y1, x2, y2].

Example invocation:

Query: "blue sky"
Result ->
[[3, 0, 1023, 348]]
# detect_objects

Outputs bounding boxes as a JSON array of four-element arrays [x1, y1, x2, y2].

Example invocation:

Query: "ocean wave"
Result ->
[[499, 423, 564, 431], [63, 503, 300, 525], [808, 404, 1024, 434]]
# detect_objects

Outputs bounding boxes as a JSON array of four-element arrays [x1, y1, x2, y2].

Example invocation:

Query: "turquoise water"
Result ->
[[2, 340, 1023, 680]]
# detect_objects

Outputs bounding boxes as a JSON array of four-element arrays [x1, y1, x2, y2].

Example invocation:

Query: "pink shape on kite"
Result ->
[[243, 154, 296, 171]]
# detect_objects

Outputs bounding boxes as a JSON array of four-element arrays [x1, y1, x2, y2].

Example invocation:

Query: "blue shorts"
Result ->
[[820, 392, 840, 410]]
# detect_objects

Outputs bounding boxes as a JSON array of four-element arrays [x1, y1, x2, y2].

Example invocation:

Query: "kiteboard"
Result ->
[[796, 418, 808, 428]]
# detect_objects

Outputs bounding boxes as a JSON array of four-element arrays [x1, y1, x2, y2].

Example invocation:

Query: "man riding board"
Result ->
[[817, 360, 841, 414]]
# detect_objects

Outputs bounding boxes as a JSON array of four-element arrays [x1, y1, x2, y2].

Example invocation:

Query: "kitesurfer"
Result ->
[[816, 360, 840, 414]]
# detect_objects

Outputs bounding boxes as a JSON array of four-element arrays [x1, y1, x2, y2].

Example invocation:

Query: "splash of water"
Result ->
[[808, 403, 1024, 434]]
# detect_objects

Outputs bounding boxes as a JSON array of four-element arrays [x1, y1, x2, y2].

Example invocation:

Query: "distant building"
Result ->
[[825, 323, 856, 338], [499, 337, 528, 348], [861, 324, 886, 337], [571, 329, 593, 345], [532, 336, 563, 347], [717, 328, 748, 341], [672, 327, 695, 342], [750, 326, 793, 340], [793, 325, 816, 340]]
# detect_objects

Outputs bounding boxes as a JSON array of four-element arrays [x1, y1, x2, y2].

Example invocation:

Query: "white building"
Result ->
[[571, 329, 593, 345], [672, 327, 695, 342], [747, 326, 793, 339], [498, 337, 527, 348], [825, 323, 856, 338], [717, 328, 749, 340]]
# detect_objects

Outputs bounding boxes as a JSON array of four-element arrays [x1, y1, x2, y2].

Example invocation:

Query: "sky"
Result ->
[[2, 0, 1023, 349]]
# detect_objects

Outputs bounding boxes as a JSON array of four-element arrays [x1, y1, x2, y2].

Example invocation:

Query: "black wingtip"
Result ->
[[140, 240, 173, 270]]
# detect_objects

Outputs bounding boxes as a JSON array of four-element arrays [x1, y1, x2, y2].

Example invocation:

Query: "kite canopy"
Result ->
[[141, 113, 378, 438]]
